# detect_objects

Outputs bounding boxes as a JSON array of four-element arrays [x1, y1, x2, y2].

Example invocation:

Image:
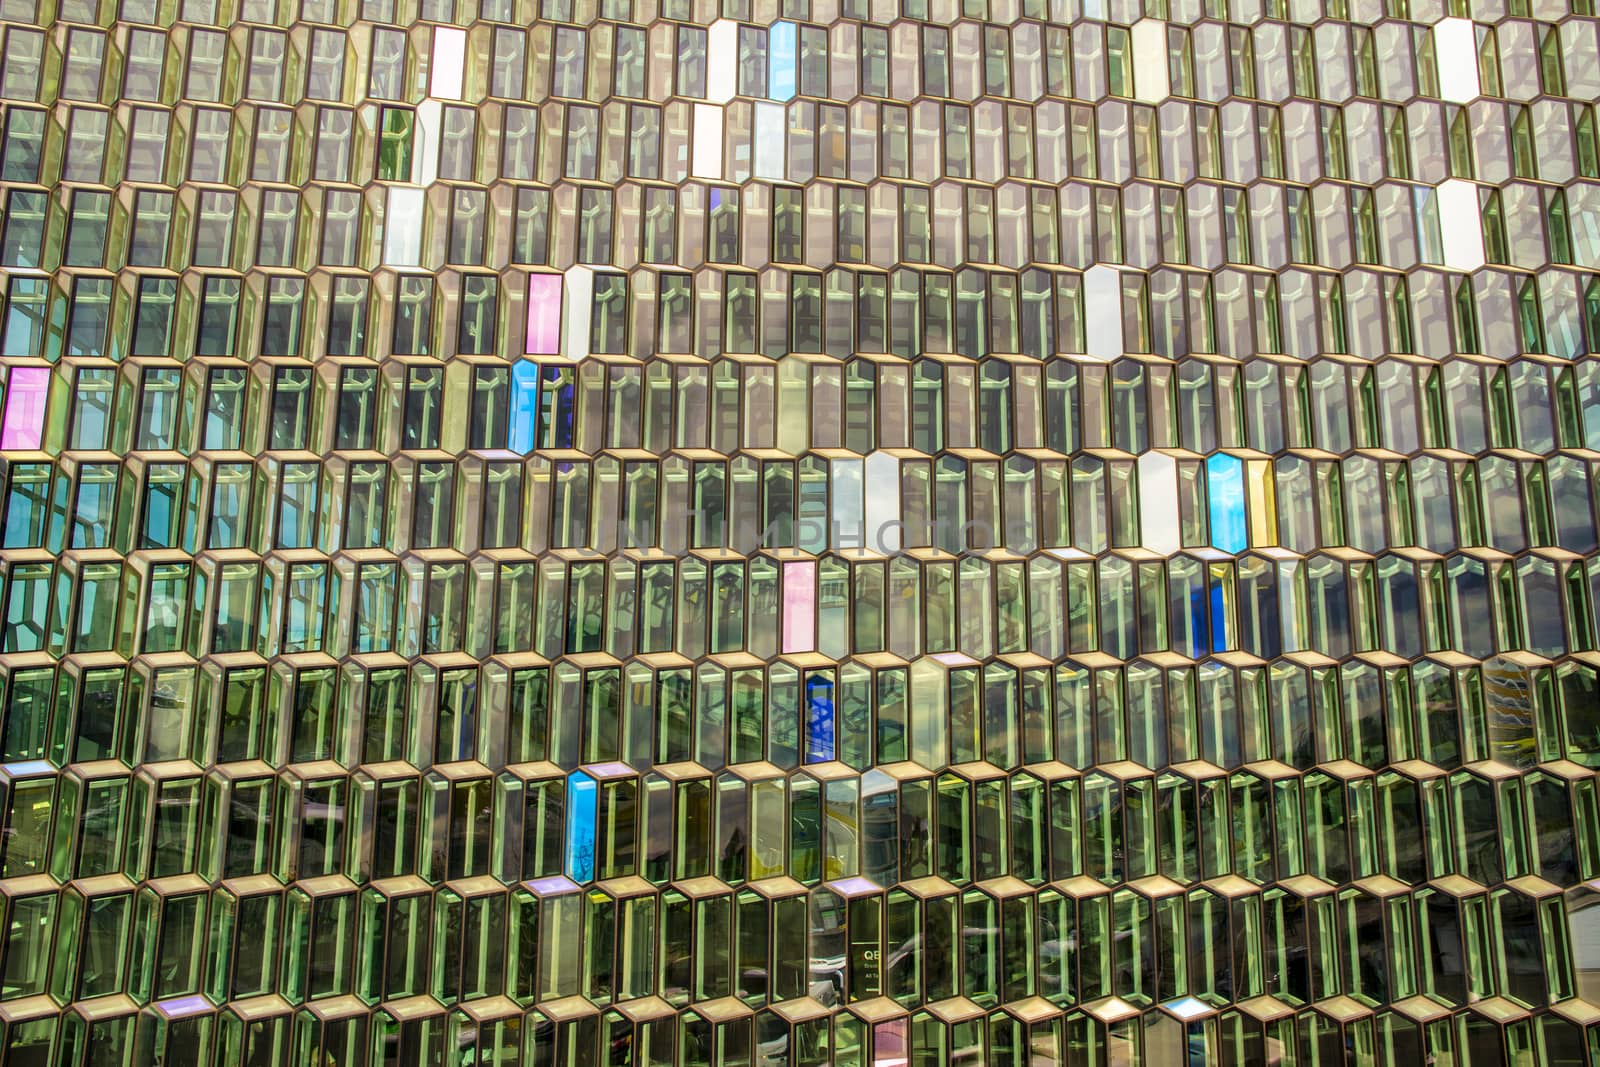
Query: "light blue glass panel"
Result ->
[[804, 671, 834, 763], [565, 771, 598, 883], [1206, 453, 1247, 555], [769, 22, 797, 102], [509, 360, 539, 455], [145, 486, 174, 547], [829, 458, 862, 551]]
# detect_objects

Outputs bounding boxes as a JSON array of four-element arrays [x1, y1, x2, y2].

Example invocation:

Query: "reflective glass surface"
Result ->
[[1, 0, 1600, 1062]]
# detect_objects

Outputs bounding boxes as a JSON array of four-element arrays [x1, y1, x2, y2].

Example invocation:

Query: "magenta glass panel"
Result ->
[[525, 274, 562, 355], [1, 367, 49, 450], [781, 560, 815, 654]]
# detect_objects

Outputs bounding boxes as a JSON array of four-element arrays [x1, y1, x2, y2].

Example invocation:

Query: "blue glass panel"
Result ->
[[769, 22, 797, 102], [565, 771, 598, 883], [1209, 577, 1229, 653], [1186, 584, 1211, 659], [804, 671, 834, 763], [542, 366, 576, 450], [1206, 453, 1247, 555], [509, 359, 540, 455]]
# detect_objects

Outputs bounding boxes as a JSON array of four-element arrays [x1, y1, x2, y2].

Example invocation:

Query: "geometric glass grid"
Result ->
[[0, 0, 1599, 1062]]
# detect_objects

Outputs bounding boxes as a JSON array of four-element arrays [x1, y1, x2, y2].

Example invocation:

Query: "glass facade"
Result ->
[[0, 0, 1599, 1062]]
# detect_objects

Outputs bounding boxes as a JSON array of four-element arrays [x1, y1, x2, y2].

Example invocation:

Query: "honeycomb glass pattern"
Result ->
[[5, 0, 1600, 1061]]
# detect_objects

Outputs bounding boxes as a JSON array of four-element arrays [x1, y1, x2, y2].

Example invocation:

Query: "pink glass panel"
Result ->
[[781, 561, 815, 654], [1, 367, 49, 450], [525, 274, 562, 355], [873, 1019, 908, 1065]]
